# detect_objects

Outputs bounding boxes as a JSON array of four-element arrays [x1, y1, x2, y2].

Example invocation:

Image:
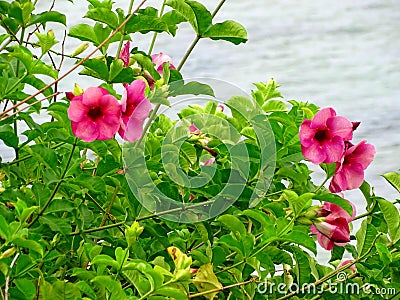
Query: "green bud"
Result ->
[[0, 247, 16, 259], [70, 42, 89, 57], [125, 221, 144, 248], [296, 216, 314, 225]]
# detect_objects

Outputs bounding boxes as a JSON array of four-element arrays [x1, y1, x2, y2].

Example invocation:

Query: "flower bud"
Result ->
[[0, 247, 16, 259], [70, 42, 89, 57]]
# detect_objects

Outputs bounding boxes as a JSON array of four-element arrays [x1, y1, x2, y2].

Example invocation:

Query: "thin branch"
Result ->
[[5, 253, 20, 300]]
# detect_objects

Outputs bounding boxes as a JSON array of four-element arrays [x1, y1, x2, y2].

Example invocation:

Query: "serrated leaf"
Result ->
[[203, 20, 247, 45], [28, 11, 66, 26], [85, 7, 119, 29]]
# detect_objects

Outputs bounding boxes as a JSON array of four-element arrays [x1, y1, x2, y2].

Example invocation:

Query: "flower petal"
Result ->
[[327, 115, 353, 141], [123, 118, 143, 142], [302, 143, 326, 164], [330, 162, 365, 192], [310, 107, 336, 128], [132, 97, 151, 123], [72, 120, 98, 142], [82, 87, 103, 106], [68, 99, 87, 122], [299, 119, 315, 147], [345, 141, 375, 170], [322, 135, 344, 163]]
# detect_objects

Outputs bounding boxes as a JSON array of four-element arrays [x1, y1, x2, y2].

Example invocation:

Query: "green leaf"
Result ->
[[85, 8, 119, 29], [0, 125, 19, 148], [262, 100, 288, 112], [10, 45, 33, 72], [48, 281, 82, 300], [217, 214, 246, 239], [291, 246, 311, 286], [14, 279, 36, 300], [125, 14, 169, 34], [80, 58, 109, 81], [203, 20, 248, 45], [74, 174, 106, 193], [283, 231, 317, 255], [69, 24, 98, 44], [31, 60, 59, 79], [92, 276, 127, 300], [28, 11, 66, 26], [167, 0, 212, 35], [22, 75, 54, 97], [132, 53, 160, 80], [377, 198, 399, 242], [35, 31, 58, 55], [0, 215, 10, 241], [76, 281, 97, 299], [13, 237, 44, 256], [40, 215, 72, 235], [180, 142, 197, 165], [382, 171, 400, 193], [169, 80, 215, 97], [92, 255, 119, 269], [192, 263, 222, 300], [161, 10, 187, 36], [28, 144, 58, 173], [8, 1, 34, 26], [356, 220, 378, 256], [376, 242, 392, 265], [284, 191, 314, 217], [108, 59, 124, 82], [313, 193, 353, 217]]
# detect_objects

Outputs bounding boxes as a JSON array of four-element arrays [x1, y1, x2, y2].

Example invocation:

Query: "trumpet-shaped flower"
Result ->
[[329, 141, 375, 193], [119, 79, 151, 142], [310, 202, 354, 250], [151, 52, 176, 74], [299, 108, 353, 164], [68, 87, 121, 142]]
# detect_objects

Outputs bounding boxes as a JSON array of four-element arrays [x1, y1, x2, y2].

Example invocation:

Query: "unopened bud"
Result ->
[[70, 42, 89, 57], [0, 247, 16, 259], [73, 83, 84, 96]]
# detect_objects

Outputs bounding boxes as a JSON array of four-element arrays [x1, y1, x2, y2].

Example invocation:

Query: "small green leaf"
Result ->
[[8, 1, 34, 26], [13, 237, 44, 256], [155, 287, 187, 298], [377, 198, 399, 242], [125, 14, 169, 34], [0, 215, 10, 241], [35, 31, 58, 55], [161, 10, 187, 36], [283, 231, 317, 254], [108, 59, 124, 82], [356, 220, 378, 256], [217, 214, 246, 239], [382, 171, 400, 193], [85, 8, 119, 29], [76, 281, 97, 299], [80, 58, 109, 81], [92, 255, 119, 269], [22, 75, 54, 97], [192, 263, 222, 300], [31, 60, 59, 79], [40, 215, 72, 235], [28, 11, 66, 26], [262, 100, 288, 112], [313, 193, 353, 217], [28, 144, 58, 173], [0, 125, 19, 148], [203, 20, 248, 45]]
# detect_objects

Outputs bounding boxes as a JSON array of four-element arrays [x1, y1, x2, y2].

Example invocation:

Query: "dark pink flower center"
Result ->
[[87, 106, 103, 121], [314, 129, 330, 144]]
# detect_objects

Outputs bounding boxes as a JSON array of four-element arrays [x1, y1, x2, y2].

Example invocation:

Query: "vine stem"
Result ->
[[27, 138, 77, 228], [0, 0, 148, 121], [188, 277, 257, 299], [116, 0, 136, 56], [69, 221, 126, 236], [148, 0, 167, 55]]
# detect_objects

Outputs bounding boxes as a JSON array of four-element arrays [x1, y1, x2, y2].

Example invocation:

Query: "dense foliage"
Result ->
[[0, 0, 399, 299]]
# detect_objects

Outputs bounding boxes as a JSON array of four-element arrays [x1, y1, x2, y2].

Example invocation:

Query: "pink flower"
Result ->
[[329, 141, 375, 193], [310, 202, 354, 250], [119, 79, 151, 142], [68, 87, 121, 142], [299, 108, 353, 164], [189, 123, 200, 135], [119, 41, 130, 67], [151, 52, 175, 75], [202, 157, 215, 166], [337, 259, 357, 272]]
